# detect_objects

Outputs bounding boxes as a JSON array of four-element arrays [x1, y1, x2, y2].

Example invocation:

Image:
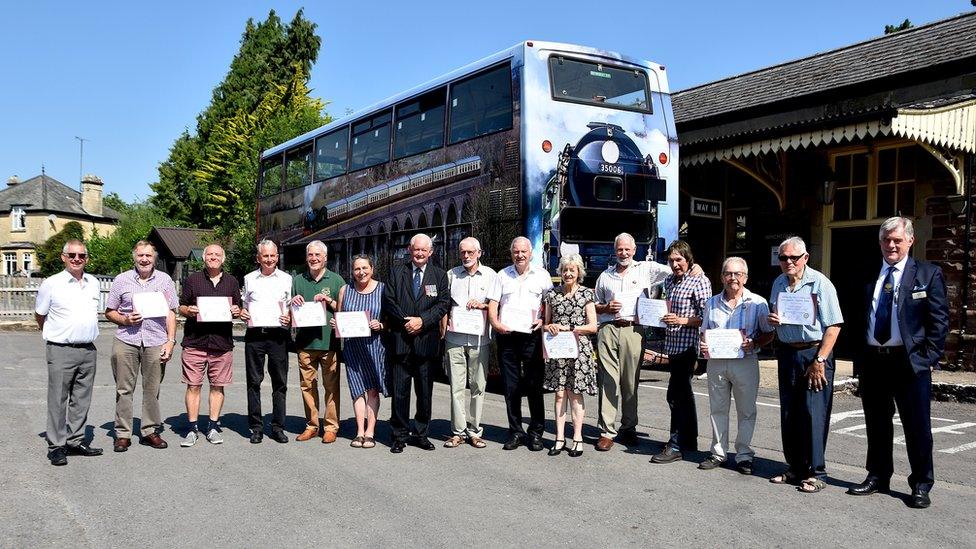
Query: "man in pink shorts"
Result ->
[[177, 244, 242, 446]]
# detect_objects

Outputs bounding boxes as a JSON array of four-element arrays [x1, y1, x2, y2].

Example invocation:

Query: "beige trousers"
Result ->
[[596, 323, 644, 437]]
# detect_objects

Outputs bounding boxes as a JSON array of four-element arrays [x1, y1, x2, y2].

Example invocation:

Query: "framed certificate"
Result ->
[[335, 311, 371, 338], [291, 302, 328, 327], [637, 297, 669, 327], [704, 329, 745, 359], [448, 306, 487, 336], [132, 291, 170, 319], [776, 292, 816, 325], [542, 331, 579, 360], [246, 299, 284, 328], [500, 304, 534, 333], [196, 296, 232, 322]]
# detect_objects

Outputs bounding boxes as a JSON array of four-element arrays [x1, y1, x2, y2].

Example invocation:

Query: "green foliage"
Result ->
[[86, 201, 188, 276], [103, 192, 129, 215], [37, 222, 86, 276], [884, 19, 913, 34]]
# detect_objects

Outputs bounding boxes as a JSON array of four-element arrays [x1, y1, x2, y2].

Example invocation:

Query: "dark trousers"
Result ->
[[244, 329, 289, 433], [389, 352, 435, 441], [666, 348, 699, 450], [777, 346, 834, 480], [497, 332, 545, 438], [860, 347, 934, 492]]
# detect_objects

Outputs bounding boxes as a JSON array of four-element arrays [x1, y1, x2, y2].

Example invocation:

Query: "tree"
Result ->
[[87, 201, 188, 276], [37, 222, 86, 276], [884, 19, 913, 34]]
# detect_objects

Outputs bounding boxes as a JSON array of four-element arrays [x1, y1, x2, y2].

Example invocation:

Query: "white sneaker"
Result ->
[[206, 428, 223, 445], [180, 430, 199, 447]]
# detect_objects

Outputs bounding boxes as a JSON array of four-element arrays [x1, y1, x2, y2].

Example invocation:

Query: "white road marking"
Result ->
[[939, 441, 976, 454], [893, 422, 976, 445], [638, 382, 782, 408]]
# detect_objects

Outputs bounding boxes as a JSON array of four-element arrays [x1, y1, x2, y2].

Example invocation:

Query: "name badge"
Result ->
[[425, 285, 438, 297], [912, 291, 927, 299]]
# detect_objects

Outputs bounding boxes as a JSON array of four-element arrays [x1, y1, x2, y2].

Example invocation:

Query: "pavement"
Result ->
[[2, 330, 976, 548]]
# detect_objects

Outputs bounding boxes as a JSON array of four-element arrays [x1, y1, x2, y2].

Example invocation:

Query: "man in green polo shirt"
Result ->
[[291, 240, 345, 443]]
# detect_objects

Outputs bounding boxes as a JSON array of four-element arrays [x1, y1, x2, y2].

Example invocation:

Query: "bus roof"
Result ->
[[261, 41, 664, 159]]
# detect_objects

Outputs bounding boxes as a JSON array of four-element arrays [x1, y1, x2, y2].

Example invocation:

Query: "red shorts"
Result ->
[[180, 347, 233, 386]]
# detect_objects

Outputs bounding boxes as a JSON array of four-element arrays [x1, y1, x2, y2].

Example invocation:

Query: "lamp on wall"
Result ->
[[819, 178, 838, 206]]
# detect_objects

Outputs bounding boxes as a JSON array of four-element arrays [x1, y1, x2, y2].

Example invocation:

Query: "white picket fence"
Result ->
[[0, 274, 114, 320]]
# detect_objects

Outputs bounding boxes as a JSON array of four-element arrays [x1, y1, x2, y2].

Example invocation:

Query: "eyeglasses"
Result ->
[[722, 271, 746, 278], [64, 253, 88, 259], [778, 254, 805, 263]]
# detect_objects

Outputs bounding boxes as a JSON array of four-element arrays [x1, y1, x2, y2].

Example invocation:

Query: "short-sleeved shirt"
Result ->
[[34, 270, 100, 344], [701, 288, 774, 357], [663, 273, 712, 355], [488, 264, 553, 318], [106, 269, 179, 347], [769, 266, 844, 343], [180, 270, 243, 352], [292, 269, 345, 351], [446, 263, 497, 347], [594, 260, 671, 325], [243, 268, 292, 331]]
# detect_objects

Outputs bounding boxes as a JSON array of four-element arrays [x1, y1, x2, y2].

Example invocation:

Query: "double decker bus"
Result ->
[[257, 41, 678, 281]]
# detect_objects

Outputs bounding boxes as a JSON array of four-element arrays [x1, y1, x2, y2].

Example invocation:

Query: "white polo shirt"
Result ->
[[594, 260, 671, 324], [34, 270, 101, 344], [446, 263, 497, 347], [488, 264, 553, 316]]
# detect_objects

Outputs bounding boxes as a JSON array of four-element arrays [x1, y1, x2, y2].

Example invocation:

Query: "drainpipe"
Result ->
[[958, 152, 974, 370]]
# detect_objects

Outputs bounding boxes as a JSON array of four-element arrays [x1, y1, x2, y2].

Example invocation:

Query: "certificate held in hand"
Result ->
[[132, 291, 170, 319], [500, 304, 534, 334], [335, 311, 371, 338], [637, 297, 669, 327], [704, 329, 745, 359], [196, 296, 232, 322], [776, 292, 816, 325], [614, 290, 641, 320], [449, 306, 486, 336], [543, 331, 579, 360], [291, 302, 328, 327], [247, 299, 285, 328]]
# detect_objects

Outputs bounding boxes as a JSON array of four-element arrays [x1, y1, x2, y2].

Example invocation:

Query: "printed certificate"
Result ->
[[448, 306, 487, 336], [246, 299, 284, 328], [614, 289, 642, 320], [196, 296, 232, 322], [704, 329, 745, 359], [500, 304, 534, 334], [542, 331, 579, 360], [291, 302, 328, 327], [776, 292, 816, 325], [637, 297, 669, 327], [132, 291, 169, 319], [335, 311, 371, 338]]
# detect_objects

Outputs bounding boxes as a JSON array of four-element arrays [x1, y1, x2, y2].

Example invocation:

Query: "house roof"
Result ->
[[148, 227, 215, 260], [673, 11, 976, 127], [0, 174, 120, 221]]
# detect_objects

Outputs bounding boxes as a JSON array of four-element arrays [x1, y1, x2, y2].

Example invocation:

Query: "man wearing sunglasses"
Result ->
[[35, 240, 102, 465], [767, 236, 843, 494]]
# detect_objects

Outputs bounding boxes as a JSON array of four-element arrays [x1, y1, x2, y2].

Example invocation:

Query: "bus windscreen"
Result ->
[[549, 56, 651, 113]]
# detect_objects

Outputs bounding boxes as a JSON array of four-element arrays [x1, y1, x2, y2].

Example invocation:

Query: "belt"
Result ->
[[248, 327, 287, 335], [868, 345, 905, 355], [785, 341, 820, 350], [47, 341, 93, 348]]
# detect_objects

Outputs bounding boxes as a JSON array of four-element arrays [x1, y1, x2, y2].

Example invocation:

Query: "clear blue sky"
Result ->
[[2, 1, 970, 202]]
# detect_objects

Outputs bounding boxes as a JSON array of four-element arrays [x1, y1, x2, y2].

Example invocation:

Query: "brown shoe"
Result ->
[[322, 431, 337, 444], [113, 437, 131, 453], [139, 433, 168, 449], [296, 427, 318, 441], [595, 436, 614, 451]]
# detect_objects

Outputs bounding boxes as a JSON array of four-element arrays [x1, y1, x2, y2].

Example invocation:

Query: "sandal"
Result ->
[[444, 435, 464, 448], [361, 436, 375, 449], [769, 471, 800, 485], [469, 436, 487, 449], [798, 478, 826, 493], [350, 436, 364, 448]]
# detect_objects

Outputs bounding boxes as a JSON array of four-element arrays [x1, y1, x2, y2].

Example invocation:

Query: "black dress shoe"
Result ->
[[527, 436, 544, 452], [413, 437, 435, 451], [616, 430, 639, 445], [847, 477, 889, 496], [502, 434, 523, 451], [548, 440, 565, 456], [65, 443, 103, 457], [250, 431, 264, 444], [735, 460, 753, 475], [268, 430, 288, 444], [390, 440, 406, 454], [909, 488, 931, 509], [47, 447, 68, 466]]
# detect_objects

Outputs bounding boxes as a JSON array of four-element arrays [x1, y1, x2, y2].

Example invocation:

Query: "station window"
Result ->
[[315, 127, 349, 181], [350, 110, 392, 171], [449, 65, 513, 144], [876, 146, 915, 217], [260, 156, 282, 197], [285, 144, 313, 190], [831, 152, 869, 222], [395, 88, 446, 159]]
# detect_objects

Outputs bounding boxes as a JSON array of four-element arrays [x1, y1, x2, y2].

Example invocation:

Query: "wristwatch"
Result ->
[[815, 355, 826, 364]]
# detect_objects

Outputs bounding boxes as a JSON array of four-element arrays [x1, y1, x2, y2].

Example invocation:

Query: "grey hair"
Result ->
[[459, 236, 481, 252], [351, 253, 374, 269], [510, 236, 531, 251], [558, 253, 587, 279], [614, 232, 636, 247], [778, 236, 807, 255], [879, 216, 914, 240], [306, 240, 327, 255], [722, 256, 749, 275], [131, 240, 157, 260], [410, 233, 433, 249], [203, 243, 224, 257], [256, 239, 278, 254], [62, 239, 86, 254]]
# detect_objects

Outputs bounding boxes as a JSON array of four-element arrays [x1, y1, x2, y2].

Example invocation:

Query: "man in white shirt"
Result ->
[[488, 236, 553, 451], [444, 237, 496, 449], [239, 239, 292, 444], [34, 239, 103, 465]]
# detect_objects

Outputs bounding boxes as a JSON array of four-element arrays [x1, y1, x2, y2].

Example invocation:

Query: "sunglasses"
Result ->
[[64, 253, 88, 259], [778, 254, 805, 263]]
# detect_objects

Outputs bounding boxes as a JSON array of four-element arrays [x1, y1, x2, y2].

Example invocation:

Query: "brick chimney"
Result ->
[[81, 174, 103, 216]]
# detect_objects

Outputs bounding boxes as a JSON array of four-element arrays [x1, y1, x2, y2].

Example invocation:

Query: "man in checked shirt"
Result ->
[[651, 240, 712, 464]]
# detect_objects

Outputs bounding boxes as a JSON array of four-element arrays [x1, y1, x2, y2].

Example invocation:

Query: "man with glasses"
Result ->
[[767, 236, 843, 494], [35, 240, 102, 465], [105, 241, 179, 452], [698, 257, 774, 475]]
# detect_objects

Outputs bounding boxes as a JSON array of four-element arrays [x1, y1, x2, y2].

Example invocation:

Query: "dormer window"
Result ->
[[11, 206, 26, 231]]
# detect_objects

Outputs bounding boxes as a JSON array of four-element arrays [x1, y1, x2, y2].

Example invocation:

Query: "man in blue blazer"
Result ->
[[383, 233, 451, 453], [848, 216, 949, 509]]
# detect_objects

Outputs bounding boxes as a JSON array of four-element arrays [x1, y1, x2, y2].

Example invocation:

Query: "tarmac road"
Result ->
[[1, 331, 974, 548]]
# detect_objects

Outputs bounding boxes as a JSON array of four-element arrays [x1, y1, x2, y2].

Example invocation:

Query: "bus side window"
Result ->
[[261, 155, 283, 197], [315, 127, 349, 181], [394, 87, 446, 159], [351, 110, 392, 171], [449, 64, 513, 144], [285, 143, 313, 190]]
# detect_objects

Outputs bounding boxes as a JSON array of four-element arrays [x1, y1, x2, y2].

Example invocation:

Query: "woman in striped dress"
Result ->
[[335, 254, 388, 448]]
